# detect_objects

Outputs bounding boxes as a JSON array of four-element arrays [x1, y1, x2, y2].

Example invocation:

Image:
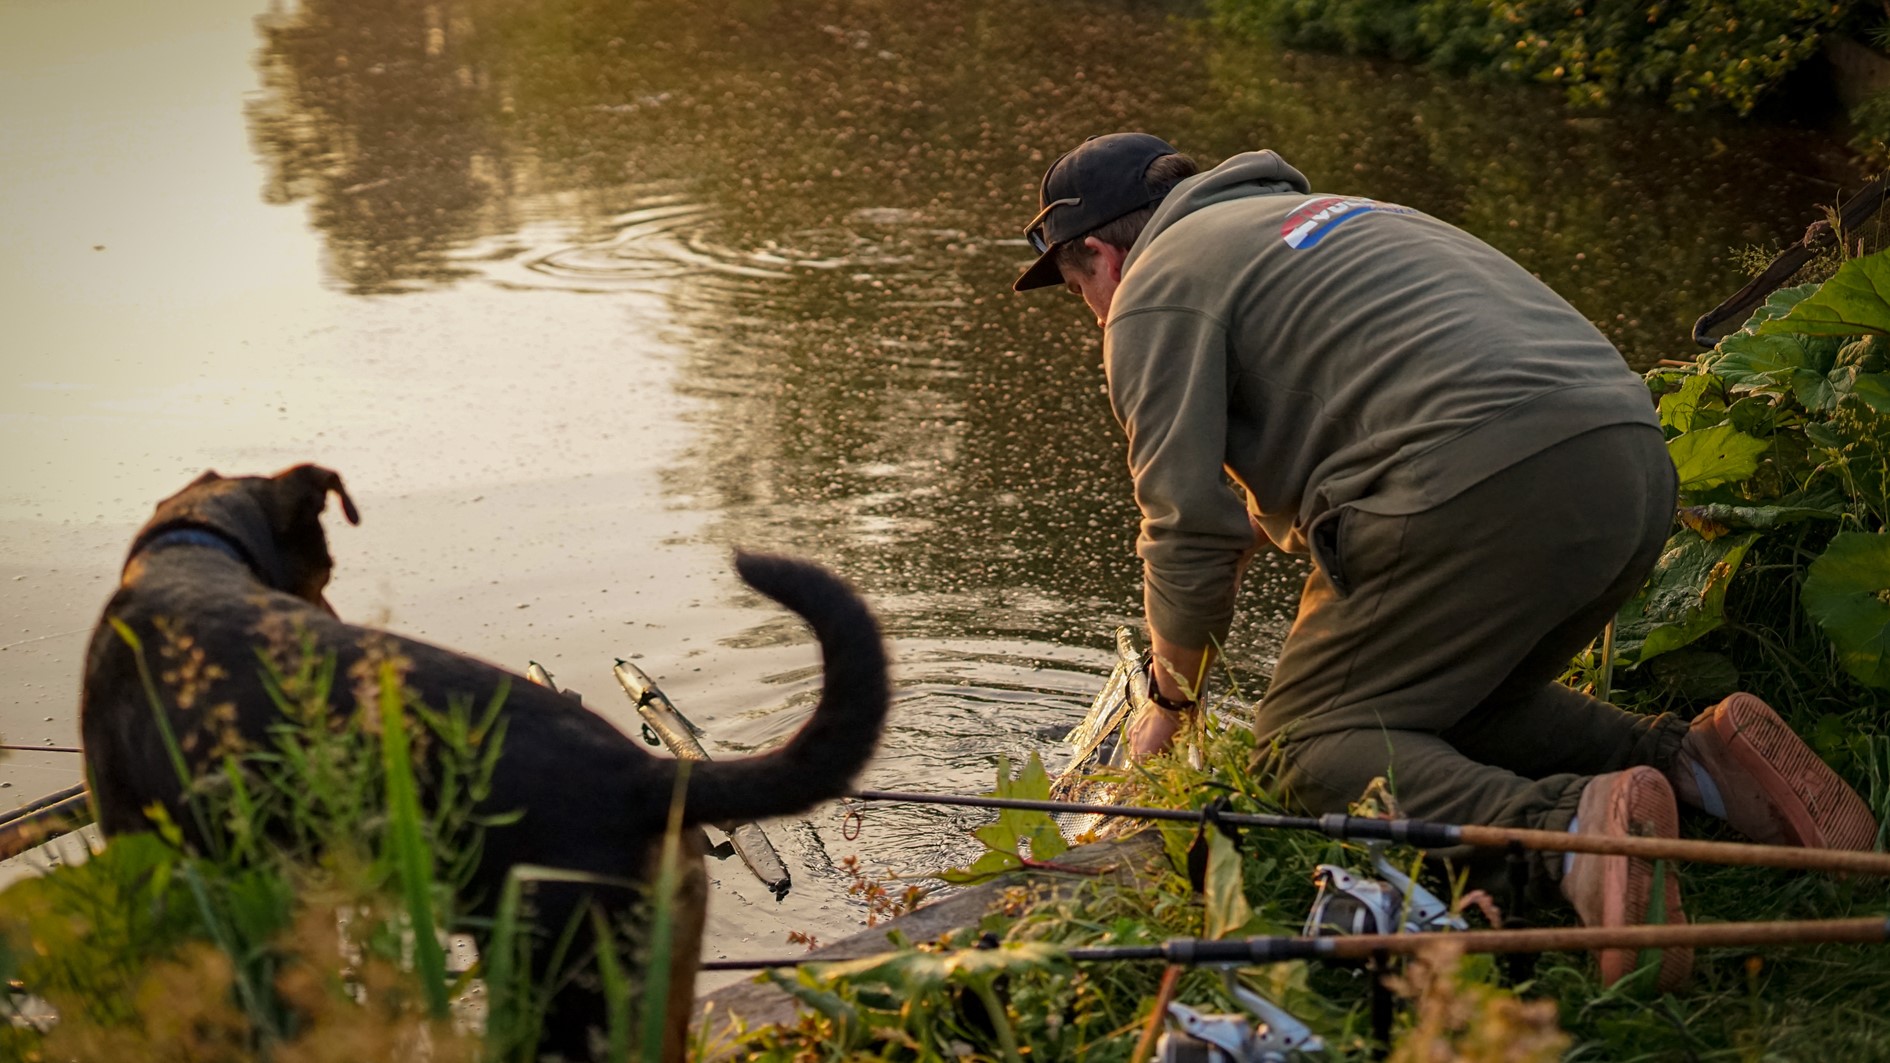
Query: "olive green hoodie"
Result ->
[[1105, 150, 1658, 649]]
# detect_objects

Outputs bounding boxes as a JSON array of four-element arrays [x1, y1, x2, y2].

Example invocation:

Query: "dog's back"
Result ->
[[80, 466, 893, 1062], [82, 466, 891, 874]]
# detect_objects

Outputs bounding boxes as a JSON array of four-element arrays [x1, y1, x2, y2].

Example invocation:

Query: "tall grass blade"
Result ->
[[592, 909, 632, 1062], [485, 864, 639, 1059], [181, 862, 280, 1046], [639, 761, 690, 1062], [109, 618, 223, 860], [377, 660, 450, 1018]]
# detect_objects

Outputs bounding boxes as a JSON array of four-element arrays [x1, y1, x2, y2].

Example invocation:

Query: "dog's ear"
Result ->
[[262, 464, 357, 607], [276, 464, 360, 526], [188, 469, 223, 488]]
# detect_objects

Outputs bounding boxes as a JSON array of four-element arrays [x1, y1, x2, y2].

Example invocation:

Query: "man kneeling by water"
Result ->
[[1012, 132, 1880, 990]]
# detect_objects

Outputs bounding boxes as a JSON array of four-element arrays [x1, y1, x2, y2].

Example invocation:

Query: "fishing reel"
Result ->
[[1303, 840, 1467, 939], [1154, 968, 1325, 1063]]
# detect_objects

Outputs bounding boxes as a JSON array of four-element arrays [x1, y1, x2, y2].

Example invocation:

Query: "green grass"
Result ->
[[0, 640, 685, 1062]]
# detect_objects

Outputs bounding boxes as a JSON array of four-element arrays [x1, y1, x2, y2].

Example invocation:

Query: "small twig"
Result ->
[[1131, 964, 1184, 1063]]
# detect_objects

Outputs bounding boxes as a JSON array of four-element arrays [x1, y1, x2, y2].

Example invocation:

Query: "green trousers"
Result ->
[[1254, 424, 1687, 888]]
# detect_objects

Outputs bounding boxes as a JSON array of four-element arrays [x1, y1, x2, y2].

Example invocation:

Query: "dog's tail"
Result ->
[[668, 551, 890, 826]]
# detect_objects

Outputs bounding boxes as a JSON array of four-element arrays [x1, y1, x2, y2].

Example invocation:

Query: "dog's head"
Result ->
[[127, 464, 361, 607]]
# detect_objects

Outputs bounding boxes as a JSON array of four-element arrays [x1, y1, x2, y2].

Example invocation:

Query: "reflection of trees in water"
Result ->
[[248, 0, 512, 293], [556, 0, 1224, 641], [239, 0, 1864, 649]]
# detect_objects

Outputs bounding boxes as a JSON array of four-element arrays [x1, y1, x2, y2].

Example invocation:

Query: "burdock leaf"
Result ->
[[1738, 283, 1817, 331], [1713, 332, 1823, 394], [1757, 251, 1890, 338], [1613, 531, 1760, 666], [1668, 425, 1769, 491], [1848, 372, 1890, 415], [1802, 532, 1890, 689], [1677, 502, 1841, 537], [1657, 372, 1718, 434]]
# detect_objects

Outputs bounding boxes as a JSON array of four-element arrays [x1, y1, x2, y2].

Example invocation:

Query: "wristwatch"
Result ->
[[1148, 687, 1197, 712]]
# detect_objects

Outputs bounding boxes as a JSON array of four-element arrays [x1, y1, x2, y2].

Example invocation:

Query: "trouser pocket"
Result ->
[[1307, 505, 1353, 598]]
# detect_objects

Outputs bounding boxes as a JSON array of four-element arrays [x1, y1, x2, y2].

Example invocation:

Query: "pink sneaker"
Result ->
[[1561, 767, 1691, 991], [1670, 693, 1879, 850]]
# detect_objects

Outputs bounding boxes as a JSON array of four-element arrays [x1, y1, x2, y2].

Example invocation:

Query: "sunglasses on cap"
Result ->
[[1023, 196, 1082, 254]]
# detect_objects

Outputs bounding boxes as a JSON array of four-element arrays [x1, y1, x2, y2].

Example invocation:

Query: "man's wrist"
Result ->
[[1148, 686, 1197, 712]]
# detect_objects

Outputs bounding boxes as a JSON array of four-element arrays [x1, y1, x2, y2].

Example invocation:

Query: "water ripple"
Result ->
[[461, 197, 946, 295]]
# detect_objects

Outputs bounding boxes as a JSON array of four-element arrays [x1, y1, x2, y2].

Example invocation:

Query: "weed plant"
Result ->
[[0, 633, 678, 1062]]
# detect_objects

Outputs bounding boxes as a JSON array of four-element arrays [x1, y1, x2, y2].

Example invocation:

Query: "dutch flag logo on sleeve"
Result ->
[[1282, 196, 1416, 249]]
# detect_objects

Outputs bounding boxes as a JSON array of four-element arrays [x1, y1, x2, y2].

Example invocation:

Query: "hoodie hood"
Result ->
[[1126, 150, 1310, 272]]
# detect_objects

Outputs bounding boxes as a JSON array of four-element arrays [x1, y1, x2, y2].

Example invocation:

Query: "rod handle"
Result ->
[[1459, 825, 1890, 876]]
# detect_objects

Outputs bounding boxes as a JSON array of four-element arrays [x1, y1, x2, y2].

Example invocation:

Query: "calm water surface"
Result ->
[[0, 0, 1866, 962]]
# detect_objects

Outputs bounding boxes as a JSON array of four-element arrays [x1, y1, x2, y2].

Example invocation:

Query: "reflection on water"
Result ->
[[6, 0, 1862, 948]]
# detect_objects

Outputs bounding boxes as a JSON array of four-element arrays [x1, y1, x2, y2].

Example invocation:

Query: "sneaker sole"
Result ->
[[1710, 694, 1878, 851], [1594, 767, 1692, 992]]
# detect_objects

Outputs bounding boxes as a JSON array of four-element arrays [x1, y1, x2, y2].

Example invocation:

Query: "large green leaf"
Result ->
[[1202, 826, 1254, 940], [1847, 372, 1890, 415], [932, 752, 1068, 884], [1612, 531, 1759, 665], [1668, 425, 1769, 492], [1756, 251, 1890, 338], [1657, 371, 1719, 434], [1802, 532, 1890, 689], [1713, 332, 1823, 392], [1737, 282, 1817, 331], [1710, 330, 1846, 411], [1676, 501, 1841, 540]]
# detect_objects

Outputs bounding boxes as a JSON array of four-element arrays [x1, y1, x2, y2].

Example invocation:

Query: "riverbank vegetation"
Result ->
[[1209, 0, 1890, 160]]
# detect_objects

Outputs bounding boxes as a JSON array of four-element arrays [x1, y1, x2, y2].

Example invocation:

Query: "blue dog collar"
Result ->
[[136, 526, 249, 567]]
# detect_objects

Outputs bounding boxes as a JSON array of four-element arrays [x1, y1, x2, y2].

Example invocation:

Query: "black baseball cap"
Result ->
[[1013, 132, 1179, 292]]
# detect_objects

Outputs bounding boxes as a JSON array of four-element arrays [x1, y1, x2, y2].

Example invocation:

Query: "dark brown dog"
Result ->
[[80, 464, 890, 1060]]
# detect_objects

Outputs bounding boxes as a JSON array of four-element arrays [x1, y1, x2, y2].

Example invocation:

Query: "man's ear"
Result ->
[[1084, 236, 1129, 282]]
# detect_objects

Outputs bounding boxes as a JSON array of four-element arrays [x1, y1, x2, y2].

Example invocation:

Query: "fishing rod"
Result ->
[[700, 915, 1890, 971], [848, 789, 1890, 876], [0, 784, 90, 862]]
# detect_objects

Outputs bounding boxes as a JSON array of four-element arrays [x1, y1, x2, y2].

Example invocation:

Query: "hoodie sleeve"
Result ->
[[1105, 303, 1255, 650]]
